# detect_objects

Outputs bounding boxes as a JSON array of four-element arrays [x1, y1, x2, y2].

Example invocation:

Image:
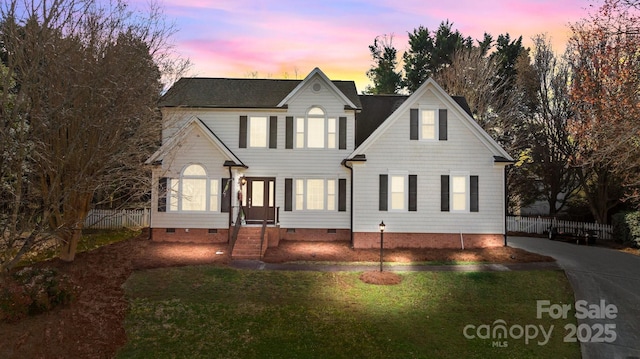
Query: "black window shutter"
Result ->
[[285, 116, 293, 149], [239, 116, 247, 148], [338, 179, 347, 212], [441, 175, 450, 212], [285, 178, 293, 211], [439, 109, 448, 141], [157, 177, 167, 212], [339, 117, 347, 149], [379, 174, 388, 211], [409, 175, 417, 211], [269, 116, 277, 148], [221, 178, 231, 213], [410, 108, 418, 140], [470, 175, 479, 212]]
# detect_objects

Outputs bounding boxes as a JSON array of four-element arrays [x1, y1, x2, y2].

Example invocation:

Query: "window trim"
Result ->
[[450, 171, 470, 213], [294, 106, 338, 149], [248, 116, 268, 148], [293, 177, 338, 211], [167, 164, 221, 213], [388, 172, 408, 212], [419, 106, 439, 141]]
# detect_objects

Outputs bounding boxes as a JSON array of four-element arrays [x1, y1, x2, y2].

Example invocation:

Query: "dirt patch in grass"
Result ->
[[359, 271, 403, 285], [0, 233, 553, 359]]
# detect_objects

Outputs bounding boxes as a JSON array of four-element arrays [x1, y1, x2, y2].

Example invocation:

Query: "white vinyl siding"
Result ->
[[351, 84, 506, 234]]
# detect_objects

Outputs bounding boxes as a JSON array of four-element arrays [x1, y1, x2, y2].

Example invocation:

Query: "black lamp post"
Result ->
[[379, 221, 385, 272]]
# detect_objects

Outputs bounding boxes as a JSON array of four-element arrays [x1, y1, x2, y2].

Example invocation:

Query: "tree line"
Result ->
[[0, 0, 189, 271], [365, 0, 640, 225]]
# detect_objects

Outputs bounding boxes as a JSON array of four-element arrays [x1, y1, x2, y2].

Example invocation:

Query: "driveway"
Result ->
[[508, 236, 640, 359]]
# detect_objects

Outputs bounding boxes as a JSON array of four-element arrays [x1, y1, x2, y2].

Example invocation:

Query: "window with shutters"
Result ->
[[292, 178, 338, 211], [443, 172, 479, 213], [411, 107, 447, 141], [166, 164, 221, 212], [240, 115, 276, 148], [379, 173, 416, 212]]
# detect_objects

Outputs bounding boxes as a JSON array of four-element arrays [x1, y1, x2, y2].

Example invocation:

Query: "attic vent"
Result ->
[[312, 83, 322, 92]]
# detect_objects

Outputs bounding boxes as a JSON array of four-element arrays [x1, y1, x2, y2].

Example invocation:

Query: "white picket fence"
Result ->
[[84, 209, 150, 229], [507, 216, 613, 240]]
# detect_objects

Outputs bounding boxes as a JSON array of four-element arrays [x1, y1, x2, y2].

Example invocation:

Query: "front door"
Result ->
[[244, 177, 275, 224]]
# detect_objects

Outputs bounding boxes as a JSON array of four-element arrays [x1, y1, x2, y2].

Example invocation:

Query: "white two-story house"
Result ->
[[146, 68, 513, 257]]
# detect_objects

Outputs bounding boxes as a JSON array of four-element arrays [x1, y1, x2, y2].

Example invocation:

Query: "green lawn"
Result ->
[[119, 267, 580, 359]]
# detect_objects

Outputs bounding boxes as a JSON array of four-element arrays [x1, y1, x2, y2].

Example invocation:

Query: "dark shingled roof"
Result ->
[[356, 94, 475, 146], [159, 77, 361, 109], [356, 95, 408, 146]]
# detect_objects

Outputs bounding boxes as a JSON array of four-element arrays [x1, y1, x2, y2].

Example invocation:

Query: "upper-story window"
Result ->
[[295, 107, 337, 149], [420, 109, 437, 140], [249, 116, 268, 148]]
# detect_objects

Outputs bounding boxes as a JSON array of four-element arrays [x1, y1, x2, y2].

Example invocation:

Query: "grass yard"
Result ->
[[119, 267, 580, 359]]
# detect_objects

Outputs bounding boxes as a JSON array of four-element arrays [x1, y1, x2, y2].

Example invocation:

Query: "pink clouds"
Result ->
[[156, 0, 594, 91]]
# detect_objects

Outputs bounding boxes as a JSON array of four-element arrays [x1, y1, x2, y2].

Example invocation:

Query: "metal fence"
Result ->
[[84, 209, 150, 229], [507, 216, 613, 240]]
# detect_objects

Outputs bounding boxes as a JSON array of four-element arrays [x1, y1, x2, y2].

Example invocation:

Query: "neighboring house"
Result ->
[[146, 68, 513, 256]]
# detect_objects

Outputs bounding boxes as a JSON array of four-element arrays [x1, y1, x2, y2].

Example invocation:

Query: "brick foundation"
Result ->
[[279, 228, 350, 242], [151, 228, 229, 243], [353, 232, 504, 249]]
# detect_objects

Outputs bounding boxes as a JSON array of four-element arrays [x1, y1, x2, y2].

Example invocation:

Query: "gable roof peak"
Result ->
[[276, 67, 359, 109]]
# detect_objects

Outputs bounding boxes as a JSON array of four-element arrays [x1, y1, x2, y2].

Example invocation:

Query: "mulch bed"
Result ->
[[0, 234, 554, 359]]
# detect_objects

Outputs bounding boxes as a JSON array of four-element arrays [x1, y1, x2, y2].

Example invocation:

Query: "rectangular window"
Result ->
[[169, 179, 178, 211], [327, 179, 336, 211], [390, 175, 406, 210], [421, 109, 436, 140], [269, 180, 275, 207], [252, 180, 264, 207], [295, 117, 305, 148], [182, 178, 207, 211], [295, 179, 304, 210], [452, 174, 468, 212], [249, 116, 268, 147], [307, 117, 325, 148], [293, 178, 338, 211], [327, 118, 336, 149], [209, 179, 219, 211], [306, 179, 325, 209]]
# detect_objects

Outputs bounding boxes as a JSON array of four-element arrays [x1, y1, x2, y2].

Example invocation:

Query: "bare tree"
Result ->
[[0, 0, 189, 270], [511, 35, 580, 216], [567, 0, 640, 221]]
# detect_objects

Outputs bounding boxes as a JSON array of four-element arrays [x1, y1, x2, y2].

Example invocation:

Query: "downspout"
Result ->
[[228, 166, 233, 243], [504, 165, 510, 246], [343, 160, 354, 248]]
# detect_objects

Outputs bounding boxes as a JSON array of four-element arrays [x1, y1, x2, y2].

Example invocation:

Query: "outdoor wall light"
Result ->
[[240, 177, 247, 186]]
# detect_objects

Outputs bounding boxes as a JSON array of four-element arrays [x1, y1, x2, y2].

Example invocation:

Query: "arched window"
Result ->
[[168, 164, 219, 212], [294, 106, 336, 149]]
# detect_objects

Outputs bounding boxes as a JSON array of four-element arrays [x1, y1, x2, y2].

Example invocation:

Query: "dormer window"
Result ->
[[295, 106, 337, 149]]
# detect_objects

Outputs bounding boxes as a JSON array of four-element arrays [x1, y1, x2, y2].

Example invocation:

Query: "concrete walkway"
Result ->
[[509, 236, 640, 359]]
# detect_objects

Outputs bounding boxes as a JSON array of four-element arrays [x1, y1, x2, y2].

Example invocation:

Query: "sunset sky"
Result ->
[[149, 0, 595, 91]]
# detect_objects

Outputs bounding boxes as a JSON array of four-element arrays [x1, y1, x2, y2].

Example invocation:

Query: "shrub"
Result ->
[[0, 267, 78, 323], [612, 211, 640, 247]]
